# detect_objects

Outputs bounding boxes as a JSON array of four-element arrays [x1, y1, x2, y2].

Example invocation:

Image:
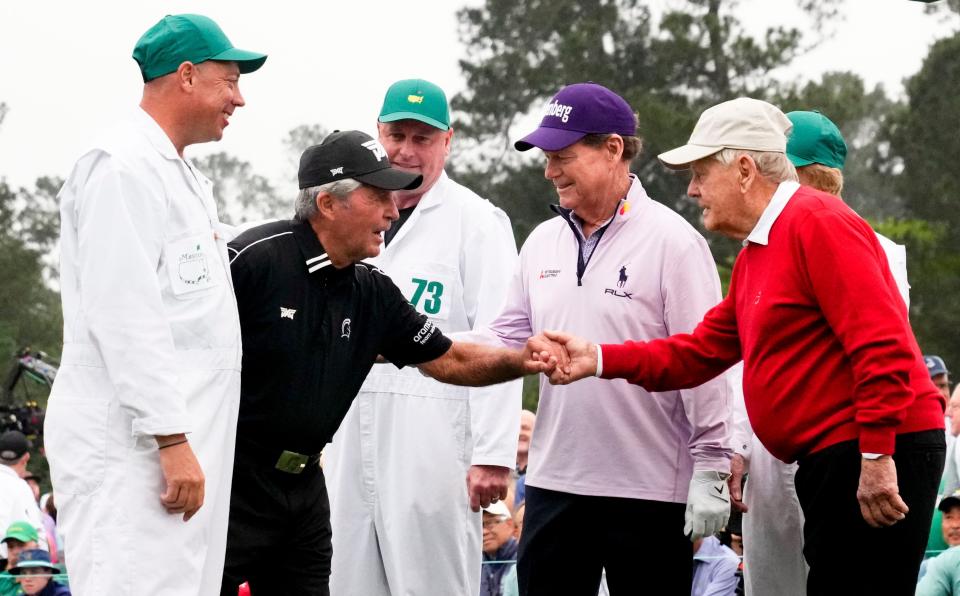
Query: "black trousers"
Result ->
[[517, 485, 692, 596], [220, 449, 332, 596], [795, 430, 945, 596]]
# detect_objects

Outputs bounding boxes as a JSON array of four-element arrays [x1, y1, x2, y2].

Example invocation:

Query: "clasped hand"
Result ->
[[524, 330, 598, 385]]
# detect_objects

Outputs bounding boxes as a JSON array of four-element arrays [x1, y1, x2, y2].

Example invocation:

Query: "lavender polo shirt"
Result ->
[[485, 175, 732, 501]]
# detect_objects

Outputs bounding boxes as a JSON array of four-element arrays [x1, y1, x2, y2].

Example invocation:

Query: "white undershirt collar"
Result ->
[[742, 181, 801, 247]]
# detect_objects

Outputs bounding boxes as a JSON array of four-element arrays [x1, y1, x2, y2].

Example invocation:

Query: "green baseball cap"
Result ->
[[133, 14, 267, 82], [786, 110, 847, 170], [3, 520, 38, 544], [379, 79, 450, 131]]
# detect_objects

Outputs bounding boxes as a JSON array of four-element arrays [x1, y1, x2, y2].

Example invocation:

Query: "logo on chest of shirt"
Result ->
[[538, 268, 561, 279], [341, 318, 352, 340], [604, 265, 632, 299], [280, 307, 297, 320]]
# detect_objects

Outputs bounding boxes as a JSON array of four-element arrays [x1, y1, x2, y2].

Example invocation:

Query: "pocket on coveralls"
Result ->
[[45, 397, 111, 496]]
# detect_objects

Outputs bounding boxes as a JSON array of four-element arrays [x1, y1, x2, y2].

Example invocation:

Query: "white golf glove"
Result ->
[[684, 470, 731, 542]]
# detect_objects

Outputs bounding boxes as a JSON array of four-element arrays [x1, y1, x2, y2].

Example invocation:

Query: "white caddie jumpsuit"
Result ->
[[325, 172, 522, 596], [45, 108, 242, 596], [738, 233, 910, 596]]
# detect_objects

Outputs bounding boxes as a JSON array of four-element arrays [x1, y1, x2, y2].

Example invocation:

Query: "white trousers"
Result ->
[[742, 433, 808, 596], [46, 357, 240, 596], [325, 392, 482, 596]]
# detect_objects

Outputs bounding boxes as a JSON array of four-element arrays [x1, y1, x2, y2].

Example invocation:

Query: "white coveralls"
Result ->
[[325, 173, 522, 596], [738, 233, 909, 596], [0, 465, 48, 558], [45, 108, 242, 596]]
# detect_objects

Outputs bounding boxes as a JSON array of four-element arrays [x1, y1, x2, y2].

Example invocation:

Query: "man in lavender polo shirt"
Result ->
[[467, 82, 733, 595]]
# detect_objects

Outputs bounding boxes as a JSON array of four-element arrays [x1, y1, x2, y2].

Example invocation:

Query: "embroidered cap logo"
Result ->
[[361, 140, 387, 162]]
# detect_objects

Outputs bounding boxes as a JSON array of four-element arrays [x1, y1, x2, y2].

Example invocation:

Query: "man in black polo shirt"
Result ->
[[220, 130, 557, 596]]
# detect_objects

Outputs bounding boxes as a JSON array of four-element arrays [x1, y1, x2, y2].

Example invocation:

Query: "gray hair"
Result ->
[[713, 149, 798, 184], [294, 178, 362, 221]]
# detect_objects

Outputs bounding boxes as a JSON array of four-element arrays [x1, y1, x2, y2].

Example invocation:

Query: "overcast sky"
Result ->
[[0, 0, 955, 190]]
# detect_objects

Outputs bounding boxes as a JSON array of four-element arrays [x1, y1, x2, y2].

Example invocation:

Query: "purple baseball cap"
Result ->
[[515, 82, 636, 152]]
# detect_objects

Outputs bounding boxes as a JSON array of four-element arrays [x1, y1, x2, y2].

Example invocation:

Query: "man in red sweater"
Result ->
[[544, 97, 945, 595]]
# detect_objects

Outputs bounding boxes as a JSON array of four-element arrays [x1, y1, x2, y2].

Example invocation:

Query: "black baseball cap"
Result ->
[[940, 489, 960, 512], [0, 431, 29, 463], [298, 130, 422, 191]]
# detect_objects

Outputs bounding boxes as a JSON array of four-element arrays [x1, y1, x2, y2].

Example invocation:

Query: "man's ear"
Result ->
[[441, 127, 454, 157], [605, 134, 625, 162], [176, 61, 198, 91], [737, 154, 758, 192], [315, 191, 338, 219]]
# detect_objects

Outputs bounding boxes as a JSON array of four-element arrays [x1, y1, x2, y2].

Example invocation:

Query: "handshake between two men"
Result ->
[[527, 330, 598, 386]]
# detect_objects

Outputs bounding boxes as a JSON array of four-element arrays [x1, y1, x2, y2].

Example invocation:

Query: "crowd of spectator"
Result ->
[[0, 429, 67, 595]]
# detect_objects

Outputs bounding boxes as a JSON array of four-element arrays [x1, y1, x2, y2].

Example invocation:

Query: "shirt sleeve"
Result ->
[[700, 557, 742, 596], [661, 237, 733, 471], [68, 152, 191, 437], [916, 552, 953, 596], [727, 362, 753, 460], [375, 272, 453, 367], [481, 244, 536, 350], [461, 207, 523, 468], [799, 209, 918, 455]]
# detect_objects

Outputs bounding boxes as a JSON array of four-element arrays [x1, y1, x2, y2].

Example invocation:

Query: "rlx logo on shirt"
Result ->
[[604, 266, 632, 299]]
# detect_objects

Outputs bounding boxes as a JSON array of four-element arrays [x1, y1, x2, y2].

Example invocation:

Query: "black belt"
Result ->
[[235, 437, 322, 474]]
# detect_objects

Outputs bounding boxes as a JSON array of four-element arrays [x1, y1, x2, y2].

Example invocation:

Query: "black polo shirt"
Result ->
[[228, 219, 452, 456]]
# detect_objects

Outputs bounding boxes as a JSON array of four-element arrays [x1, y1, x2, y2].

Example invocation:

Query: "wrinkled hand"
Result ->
[[540, 330, 597, 385], [522, 334, 567, 376], [858, 456, 908, 528], [466, 465, 512, 512], [157, 437, 205, 522], [729, 454, 748, 513], [685, 470, 731, 541]]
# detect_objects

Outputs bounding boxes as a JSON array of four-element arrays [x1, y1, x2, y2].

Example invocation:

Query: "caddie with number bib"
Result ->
[[44, 14, 266, 596], [324, 80, 522, 596]]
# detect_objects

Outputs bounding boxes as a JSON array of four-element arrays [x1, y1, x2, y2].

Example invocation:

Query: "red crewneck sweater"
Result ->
[[601, 185, 943, 462]]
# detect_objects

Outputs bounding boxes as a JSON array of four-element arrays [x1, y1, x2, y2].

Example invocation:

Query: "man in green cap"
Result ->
[[44, 13, 265, 596], [1, 521, 40, 596], [324, 79, 522, 596]]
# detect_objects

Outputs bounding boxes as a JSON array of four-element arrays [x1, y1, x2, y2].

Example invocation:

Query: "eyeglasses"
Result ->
[[482, 515, 510, 530]]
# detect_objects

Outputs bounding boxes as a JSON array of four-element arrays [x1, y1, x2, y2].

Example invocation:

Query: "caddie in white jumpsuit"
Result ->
[[44, 15, 265, 596], [734, 110, 911, 596], [325, 79, 522, 596]]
